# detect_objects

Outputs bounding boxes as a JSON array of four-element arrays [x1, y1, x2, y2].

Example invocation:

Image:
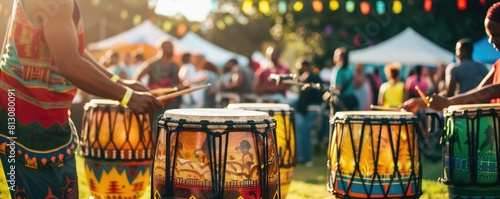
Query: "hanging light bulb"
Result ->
[[392, 0, 402, 14], [177, 23, 188, 36], [312, 0, 323, 12], [191, 24, 200, 32], [162, 21, 172, 32], [424, 0, 432, 12], [480, 0, 486, 4], [120, 10, 129, 20], [457, 0, 467, 10], [278, 0, 287, 14], [259, 0, 271, 14], [133, 14, 142, 25], [242, 0, 253, 14], [346, 0, 355, 13], [211, 0, 219, 12], [376, 0, 385, 14], [293, 1, 304, 12], [360, 1, 370, 15], [330, 0, 339, 11]]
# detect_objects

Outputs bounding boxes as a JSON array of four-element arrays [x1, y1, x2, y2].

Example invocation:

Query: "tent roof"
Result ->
[[350, 27, 453, 65], [87, 20, 182, 51], [473, 36, 500, 64], [178, 32, 249, 67]]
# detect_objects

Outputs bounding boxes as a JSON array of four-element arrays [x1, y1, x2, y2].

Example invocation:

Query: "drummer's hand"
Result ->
[[428, 95, 451, 111], [400, 98, 426, 114], [121, 79, 148, 91], [127, 92, 163, 114]]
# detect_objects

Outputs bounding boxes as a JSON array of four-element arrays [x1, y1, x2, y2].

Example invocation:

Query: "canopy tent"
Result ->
[[87, 20, 187, 59], [178, 31, 249, 67], [473, 36, 500, 64], [349, 27, 453, 66]]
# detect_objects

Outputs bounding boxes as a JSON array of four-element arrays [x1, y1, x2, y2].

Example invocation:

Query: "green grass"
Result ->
[[0, 151, 448, 198]]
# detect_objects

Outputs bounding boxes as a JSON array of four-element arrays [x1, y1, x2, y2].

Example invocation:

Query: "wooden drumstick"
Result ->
[[156, 84, 211, 101], [415, 86, 430, 105], [149, 87, 178, 95], [370, 104, 401, 111]]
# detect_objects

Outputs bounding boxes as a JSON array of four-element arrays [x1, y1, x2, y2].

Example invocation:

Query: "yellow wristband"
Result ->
[[120, 87, 133, 107], [110, 74, 120, 83]]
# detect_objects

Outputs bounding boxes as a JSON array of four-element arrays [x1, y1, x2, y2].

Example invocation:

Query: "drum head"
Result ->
[[227, 103, 291, 111], [332, 111, 415, 123], [445, 103, 500, 117], [162, 108, 275, 129], [84, 99, 120, 109]]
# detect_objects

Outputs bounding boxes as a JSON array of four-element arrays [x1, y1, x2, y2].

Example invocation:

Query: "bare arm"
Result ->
[[41, 1, 160, 113], [377, 84, 386, 106], [446, 77, 458, 97], [477, 67, 495, 89]]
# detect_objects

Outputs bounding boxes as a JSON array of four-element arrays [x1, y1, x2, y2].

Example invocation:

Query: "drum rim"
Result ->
[[161, 108, 276, 129], [331, 111, 416, 123], [445, 103, 500, 116], [84, 99, 121, 109], [227, 103, 292, 111]]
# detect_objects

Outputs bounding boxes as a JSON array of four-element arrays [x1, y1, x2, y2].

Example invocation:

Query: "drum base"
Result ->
[[448, 185, 500, 199]]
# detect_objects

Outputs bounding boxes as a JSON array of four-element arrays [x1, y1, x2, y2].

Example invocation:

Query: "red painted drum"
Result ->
[[152, 108, 280, 199]]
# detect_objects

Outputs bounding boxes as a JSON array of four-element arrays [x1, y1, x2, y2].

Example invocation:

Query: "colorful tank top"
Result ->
[[0, 0, 84, 169]]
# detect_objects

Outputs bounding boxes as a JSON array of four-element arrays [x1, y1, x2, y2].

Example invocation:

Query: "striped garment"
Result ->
[[0, 0, 83, 175]]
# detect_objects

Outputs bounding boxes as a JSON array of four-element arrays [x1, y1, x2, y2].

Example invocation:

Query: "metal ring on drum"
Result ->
[[227, 103, 296, 199], [152, 108, 280, 199], [440, 104, 500, 199], [80, 99, 153, 198], [327, 111, 422, 199]]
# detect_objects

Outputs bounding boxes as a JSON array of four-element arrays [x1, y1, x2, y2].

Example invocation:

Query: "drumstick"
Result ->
[[415, 86, 430, 105], [156, 84, 211, 101], [149, 87, 178, 95], [370, 104, 401, 111]]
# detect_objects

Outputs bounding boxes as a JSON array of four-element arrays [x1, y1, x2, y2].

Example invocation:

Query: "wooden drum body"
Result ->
[[328, 111, 421, 199], [441, 104, 500, 198], [152, 109, 280, 199], [80, 99, 153, 198], [227, 103, 296, 198]]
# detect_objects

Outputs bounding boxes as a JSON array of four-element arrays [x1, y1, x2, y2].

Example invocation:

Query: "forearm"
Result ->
[[60, 58, 126, 101], [449, 84, 500, 105], [83, 50, 114, 79]]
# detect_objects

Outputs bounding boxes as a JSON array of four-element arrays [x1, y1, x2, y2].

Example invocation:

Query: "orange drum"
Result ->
[[227, 103, 296, 198], [80, 99, 153, 198], [328, 111, 422, 199], [152, 109, 280, 199]]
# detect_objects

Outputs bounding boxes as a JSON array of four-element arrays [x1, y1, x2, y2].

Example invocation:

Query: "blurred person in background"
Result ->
[[127, 53, 145, 80], [353, 63, 373, 110], [202, 61, 220, 108], [319, 58, 334, 85], [103, 51, 127, 79], [330, 46, 358, 110], [378, 62, 405, 107], [405, 65, 429, 99], [179, 54, 208, 108], [253, 47, 290, 103]]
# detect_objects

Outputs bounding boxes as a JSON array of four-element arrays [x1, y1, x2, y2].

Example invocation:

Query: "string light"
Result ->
[[293, 1, 304, 12], [424, 0, 432, 12], [392, 0, 402, 14], [376, 0, 385, 14], [133, 14, 142, 25], [278, 0, 287, 14], [457, 0, 467, 10], [346, 0, 355, 13], [162, 21, 172, 32], [360, 1, 370, 15], [330, 0, 339, 11], [242, 0, 253, 14], [312, 0, 323, 12], [177, 23, 187, 36], [259, 0, 271, 14]]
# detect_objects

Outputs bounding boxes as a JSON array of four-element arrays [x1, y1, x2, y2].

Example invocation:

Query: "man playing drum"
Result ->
[[404, 2, 500, 112], [0, 0, 162, 198]]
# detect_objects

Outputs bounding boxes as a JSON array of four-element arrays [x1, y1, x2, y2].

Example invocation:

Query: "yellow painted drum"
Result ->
[[441, 104, 500, 199], [227, 103, 296, 198], [152, 109, 280, 199], [80, 99, 152, 198], [328, 111, 421, 198]]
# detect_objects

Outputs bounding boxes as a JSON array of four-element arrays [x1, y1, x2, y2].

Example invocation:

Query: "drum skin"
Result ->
[[80, 99, 152, 199], [227, 103, 296, 198], [441, 104, 500, 198], [327, 111, 421, 199], [153, 109, 280, 199]]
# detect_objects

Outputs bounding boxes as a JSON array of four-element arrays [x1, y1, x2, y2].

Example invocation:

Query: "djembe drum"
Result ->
[[152, 109, 280, 199], [327, 111, 421, 198], [439, 104, 500, 198], [227, 103, 296, 198], [80, 99, 153, 198]]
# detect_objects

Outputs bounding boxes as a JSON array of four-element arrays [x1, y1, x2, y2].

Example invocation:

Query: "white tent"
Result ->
[[179, 32, 249, 67], [87, 20, 188, 53], [349, 28, 453, 65]]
